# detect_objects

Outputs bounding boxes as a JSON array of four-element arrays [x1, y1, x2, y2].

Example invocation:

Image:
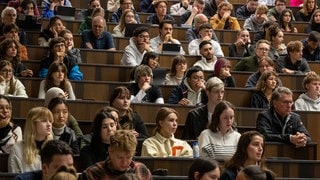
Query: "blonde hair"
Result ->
[[303, 72, 320, 90], [23, 107, 53, 164], [119, 9, 135, 32], [110, 130, 137, 154], [255, 4, 268, 14]]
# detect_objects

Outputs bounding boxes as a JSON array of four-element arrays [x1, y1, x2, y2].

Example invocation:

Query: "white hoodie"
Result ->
[[294, 93, 320, 111], [183, 78, 203, 106]]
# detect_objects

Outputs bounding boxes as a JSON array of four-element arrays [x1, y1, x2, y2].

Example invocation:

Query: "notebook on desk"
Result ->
[[124, 23, 150, 38], [162, 43, 181, 55], [152, 68, 167, 86], [16, 14, 42, 31], [56, 6, 76, 21]]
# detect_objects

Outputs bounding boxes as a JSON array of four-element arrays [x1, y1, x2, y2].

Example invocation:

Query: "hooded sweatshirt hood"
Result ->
[[183, 78, 202, 105], [295, 93, 320, 111]]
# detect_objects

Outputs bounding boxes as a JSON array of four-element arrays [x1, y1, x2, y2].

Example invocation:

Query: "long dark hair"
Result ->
[[45, 62, 70, 92], [91, 110, 116, 149], [109, 86, 134, 130], [208, 101, 236, 133], [224, 131, 266, 171], [278, 9, 295, 33]]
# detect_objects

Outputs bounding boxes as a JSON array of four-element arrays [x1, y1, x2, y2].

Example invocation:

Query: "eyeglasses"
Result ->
[[1, 69, 13, 74], [54, 43, 65, 48], [257, 48, 270, 52], [138, 34, 149, 39]]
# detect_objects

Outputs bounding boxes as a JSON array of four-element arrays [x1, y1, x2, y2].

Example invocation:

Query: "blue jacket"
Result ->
[[139, 0, 155, 13], [41, 0, 72, 19], [39, 54, 83, 80]]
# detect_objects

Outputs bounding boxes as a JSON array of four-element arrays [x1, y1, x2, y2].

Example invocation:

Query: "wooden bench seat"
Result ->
[[8, 97, 320, 158], [26, 45, 200, 68], [12, 116, 317, 160], [133, 157, 320, 177], [17, 76, 304, 104]]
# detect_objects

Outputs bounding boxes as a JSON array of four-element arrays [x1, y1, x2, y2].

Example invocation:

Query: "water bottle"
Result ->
[[193, 141, 199, 158]]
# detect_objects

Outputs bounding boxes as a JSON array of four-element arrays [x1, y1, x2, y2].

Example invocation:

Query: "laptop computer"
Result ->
[[152, 68, 167, 86], [56, 6, 76, 21], [124, 23, 150, 38], [162, 43, 181, 55], [16, 14, 42, 31]]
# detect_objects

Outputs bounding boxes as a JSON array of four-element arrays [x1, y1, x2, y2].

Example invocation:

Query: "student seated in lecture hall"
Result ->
[[81, 16, 115, 50], [235, 0, 258, 19], [256, 87, 311, 147], [110, 0, 140, 23], [127, 65, 164, 104], [233, 39, 271, 72], [192, 40, 218, 71], [141, 107, 193, 157], [220, 131, 265, 179], [182, 77, 225, 140], [186, 13, 219, 43], [243, 4, 269, 32], [188, 24, 224, 57], [168, 66, 205, 106], [150, 20, 185, 54], [82, 130, 152, 180], [210, 1, 241, 31], [39, 16, 66, 47], [145, 0, 175, 24], [80, 107, 119, 171], [8, 107, 54, 173], [295, 71, 320, 111], [180, 0, 205, 26], [14, 140, 75, 180], [198, 101, 241, 159], [121, 26, 153, 66]]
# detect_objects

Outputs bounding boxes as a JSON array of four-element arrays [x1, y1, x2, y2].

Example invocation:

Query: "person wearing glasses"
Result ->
[[121, 26, 153, 66], [234, 39, 271, 72], [39, 37, 83, 80], [0, 60, 27, 97], [110, 0, 140, 23], [256, 87, 311, 147], [267, 0, 287, 21], [186, 13, 218, 43]]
